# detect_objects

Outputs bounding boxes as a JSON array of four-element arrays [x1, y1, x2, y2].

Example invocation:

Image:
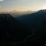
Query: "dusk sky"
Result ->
[[0, 0, 46, 12]]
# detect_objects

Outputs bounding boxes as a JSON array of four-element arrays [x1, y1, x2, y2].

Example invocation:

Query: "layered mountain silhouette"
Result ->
[[16, 9, 46, 45], [0, 9, 46, 46], [16, 9, 46, 28], [0, 14, 33, 46]]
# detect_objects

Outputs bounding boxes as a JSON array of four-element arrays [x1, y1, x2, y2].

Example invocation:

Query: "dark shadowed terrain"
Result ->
[[0, 10, 46, 46]]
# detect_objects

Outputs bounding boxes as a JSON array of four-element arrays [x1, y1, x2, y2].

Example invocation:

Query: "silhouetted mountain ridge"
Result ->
[[0, 10, 46, 46], [0, 14, 33, 46], [16, 9, 46, 29]]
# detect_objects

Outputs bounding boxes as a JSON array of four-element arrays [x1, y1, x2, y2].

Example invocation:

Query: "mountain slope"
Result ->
[[0, 14, 33, 46], [0, 10, 46, 46], [13, 19, 46, 46], [16, 9, 46, 28]]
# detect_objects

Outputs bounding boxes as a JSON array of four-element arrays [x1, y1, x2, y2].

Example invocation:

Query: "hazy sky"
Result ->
[[0, 0, 46, 12]]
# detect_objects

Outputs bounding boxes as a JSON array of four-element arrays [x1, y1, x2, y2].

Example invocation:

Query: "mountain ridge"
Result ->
[[16, 9, 46, 28], [0, 9, 46, 46]]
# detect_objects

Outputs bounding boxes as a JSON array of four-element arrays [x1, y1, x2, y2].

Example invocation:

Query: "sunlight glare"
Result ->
[[42, 6, 46, 9]]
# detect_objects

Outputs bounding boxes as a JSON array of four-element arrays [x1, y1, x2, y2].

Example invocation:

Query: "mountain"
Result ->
[[30, 19, 46, 44], [16, 9, 46, 29], [0, 14, 33, 46], [15, 10, 46, 45], [0, 9, 46, 46]]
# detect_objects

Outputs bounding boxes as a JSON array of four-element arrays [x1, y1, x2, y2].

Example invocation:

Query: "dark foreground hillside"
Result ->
[[0, 14, 33, 46], [0, 12, 46, 46]]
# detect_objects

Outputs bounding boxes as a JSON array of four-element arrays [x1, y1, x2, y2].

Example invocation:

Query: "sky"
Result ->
[[0, 0, 46, 12]]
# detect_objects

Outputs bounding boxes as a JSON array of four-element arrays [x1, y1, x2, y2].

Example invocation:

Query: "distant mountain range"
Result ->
[[0, 9, 46, 46], [16, 9, 46, 28]]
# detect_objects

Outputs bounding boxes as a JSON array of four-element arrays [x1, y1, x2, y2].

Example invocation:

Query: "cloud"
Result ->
[[0, 0, 4, 2]]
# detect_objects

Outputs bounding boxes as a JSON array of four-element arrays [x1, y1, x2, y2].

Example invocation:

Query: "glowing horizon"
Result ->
[[0, 0, 46, 12]]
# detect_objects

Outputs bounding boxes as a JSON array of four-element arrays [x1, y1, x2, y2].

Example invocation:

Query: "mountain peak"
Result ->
[[38, 9, 46, 13]]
